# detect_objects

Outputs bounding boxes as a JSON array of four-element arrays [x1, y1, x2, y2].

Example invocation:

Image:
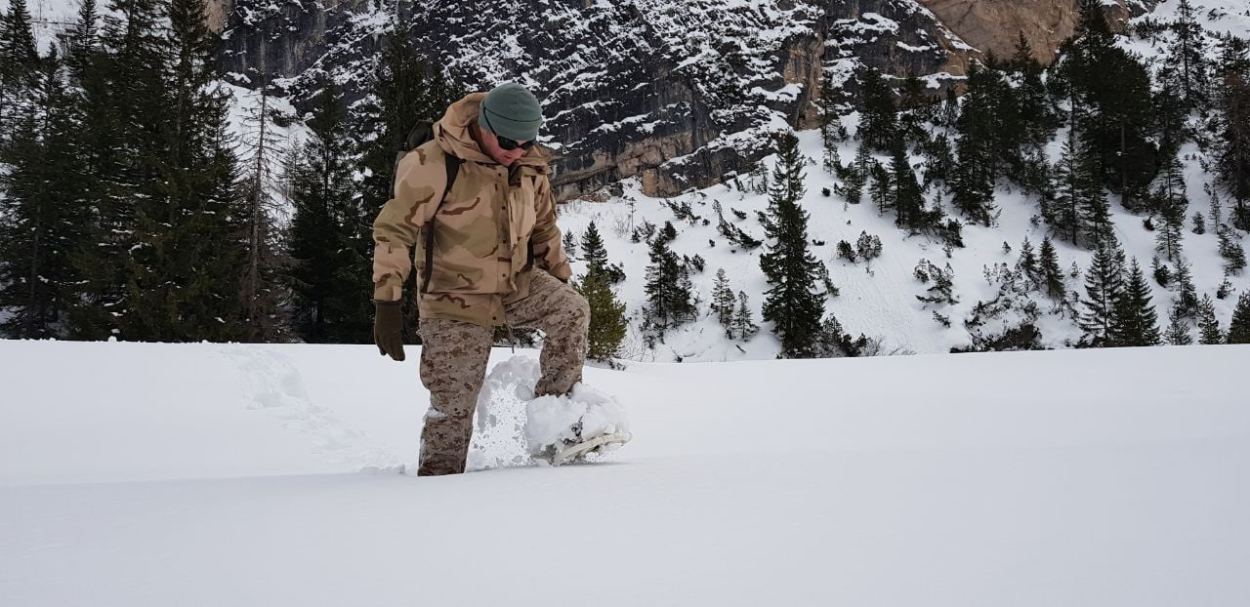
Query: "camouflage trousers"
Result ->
[[416, 270, 589, 476]]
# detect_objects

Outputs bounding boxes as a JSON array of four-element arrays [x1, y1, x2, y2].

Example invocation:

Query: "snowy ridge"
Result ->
[[2, 340, 1248, 605]]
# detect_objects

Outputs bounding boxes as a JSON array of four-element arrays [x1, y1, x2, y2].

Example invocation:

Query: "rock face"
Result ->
[[213, 0, 1142, 201], [918, 0, 1157, 65]]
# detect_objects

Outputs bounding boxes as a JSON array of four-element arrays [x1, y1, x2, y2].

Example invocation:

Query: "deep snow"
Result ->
[[2, 339, 1248, 606]]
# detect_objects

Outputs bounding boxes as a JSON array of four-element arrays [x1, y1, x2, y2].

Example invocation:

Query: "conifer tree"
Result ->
[[1174, 258, 1200, 318], [891, 139, 925, 230], [858, 67, 897, 153], [1059, 0, 1158, 209], [642, 233, 694, 337], [1051, 130, 1083, 245], [1153, 154, 1188, 262], [582, 221, 608, 276], [1228, 291, 1250, 344], [950, 66, 998, 226], [1040, 236, 1065, 300], [710, 268, 735, 330], [760, 131, 825, 358], [121, 0, 248, 341], [574, 272, 626, 362], [1197, 294, 1224, 344], [730, 291, 758, 340], [1109, 259, 1161, 347], [0, 0, 40, 129], [0, 47, 83, 338], [76, 0, 174, 339], [1079, 234, 1125, 346], [63, 0, 125, 340], [1170, 0, 1209, 109], [1017, 237, 1039, 288], [1217, 224, 1246, 274], [1164, 301, 1193, 345], [237, 75, 289, 341], [819, 68, 841, 169], [287, 80, 367, 343], [1215, 37, 1250, 226], [1078, 144, 1113, 245]]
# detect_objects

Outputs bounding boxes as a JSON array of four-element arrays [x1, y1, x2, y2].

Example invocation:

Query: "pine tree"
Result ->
[[1170, 0, 1209, 109], [287, 79, 367, 343], [237, 74, 289, 341], [0, 47, 84, 338], [710, 268, 735, 330], [842, 145, 871, 204], [1109, 259, 1161, 347], [1153, 155, 1188, 263], [869, 162, 892, 216], [730, 290, 758, 340], [1040, 236, 1065, 300], [0, 0, 41, 129], [1228, 291, 1250, 344], [759, 131, 825, 358], [891, 139, 925, 231], [1164, 301, 1193, 345], [819, 68, 841, 170], [642, 234, 694, 338], [1215, 37, 1250, 224], [120, 0, 248, 341], [950, 66, 998, 226], [1197, 294, 1224, 344], [63, 0, 98, 78], [1078, 141, 1113, 245], [1217, 224, 1246, 274], [1050, 130, 1083, 245], [582, 221, 608, 276], [1017, 237, 1039, 288], [1173, 257, 1200, 318], [858, 67, 897, 153], [1060, 0, 1158, 209], [574, 272, 626, 362], [1079, 234, 1125, 346]]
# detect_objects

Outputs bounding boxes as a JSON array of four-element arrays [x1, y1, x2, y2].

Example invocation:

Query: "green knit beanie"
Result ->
[[478, 83, 543, 142]]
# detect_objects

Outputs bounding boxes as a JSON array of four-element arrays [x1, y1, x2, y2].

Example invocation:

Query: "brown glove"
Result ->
[[373, 300, 406, 361]]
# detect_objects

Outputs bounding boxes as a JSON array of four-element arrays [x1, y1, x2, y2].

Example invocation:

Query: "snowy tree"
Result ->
[[710, 268, 735, 330], [1228, 291, 1250, 344], [1079, 235, 1126, 346], [1040, 236, 1065, 300], [730, 291, 758, 341], [643, 232, 695, 338], [1197, 294, 1224, 345], [1109, 259, 1161, 347], [760, 131, 825, 358]]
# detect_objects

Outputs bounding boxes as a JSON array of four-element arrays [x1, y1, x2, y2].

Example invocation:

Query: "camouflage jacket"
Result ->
[[372, 92, 572, 327]]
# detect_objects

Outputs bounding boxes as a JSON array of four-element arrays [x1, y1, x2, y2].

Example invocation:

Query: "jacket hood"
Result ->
[[434, 92, 550, 170]]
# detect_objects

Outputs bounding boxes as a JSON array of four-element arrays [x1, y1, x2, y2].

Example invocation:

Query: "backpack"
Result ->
[[394, 121, 462, 294]]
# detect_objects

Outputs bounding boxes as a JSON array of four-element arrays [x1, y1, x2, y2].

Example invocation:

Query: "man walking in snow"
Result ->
[[371, 83, 587, 476]]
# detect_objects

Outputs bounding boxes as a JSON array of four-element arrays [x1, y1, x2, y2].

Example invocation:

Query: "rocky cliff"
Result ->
[[213, 0, 1154, 200]]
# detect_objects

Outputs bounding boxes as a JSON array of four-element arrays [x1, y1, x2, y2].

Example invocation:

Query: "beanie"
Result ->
[[478, 83, 543, 142]]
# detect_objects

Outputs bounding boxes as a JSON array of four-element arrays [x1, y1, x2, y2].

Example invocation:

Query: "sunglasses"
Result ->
[[483, 112, 536, 151]]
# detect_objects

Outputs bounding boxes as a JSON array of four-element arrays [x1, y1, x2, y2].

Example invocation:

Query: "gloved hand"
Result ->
[[373, 300, 406, 361]]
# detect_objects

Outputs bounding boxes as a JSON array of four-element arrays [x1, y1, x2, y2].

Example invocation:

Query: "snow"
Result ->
[[556, 125, 1250, 360], [2, 339, 1248, 606]]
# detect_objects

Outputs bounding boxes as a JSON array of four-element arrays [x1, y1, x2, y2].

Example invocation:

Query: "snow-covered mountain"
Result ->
[[8, 0, 1247, 358], [3, 340, 1247, 605]]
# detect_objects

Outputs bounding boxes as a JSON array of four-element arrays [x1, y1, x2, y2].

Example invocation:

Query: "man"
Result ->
[[371, 83, 587, 476]]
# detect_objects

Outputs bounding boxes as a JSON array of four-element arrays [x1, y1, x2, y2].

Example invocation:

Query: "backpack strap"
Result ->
[[420, 153, 462, 294]]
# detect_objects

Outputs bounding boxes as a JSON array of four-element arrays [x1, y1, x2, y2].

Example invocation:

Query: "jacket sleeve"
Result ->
[[529, 173, 572, 282], [372, 148, 445, 302]]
